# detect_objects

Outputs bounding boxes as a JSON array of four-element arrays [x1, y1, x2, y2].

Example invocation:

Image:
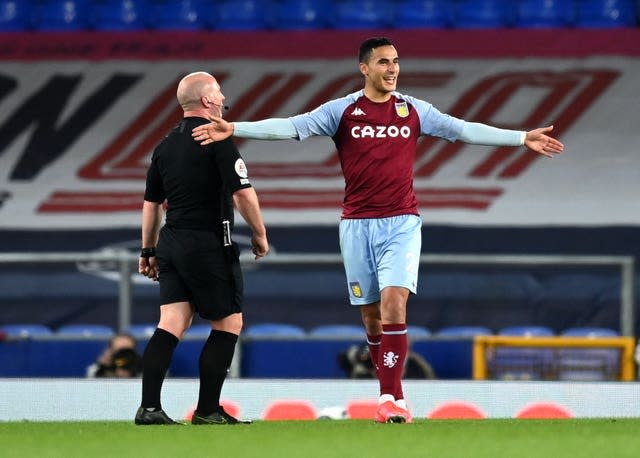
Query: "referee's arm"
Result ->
[[233, 188, 269, 259]]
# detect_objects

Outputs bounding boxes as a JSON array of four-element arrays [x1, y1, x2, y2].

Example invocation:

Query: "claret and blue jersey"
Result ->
[[289, 90, 464, 219]]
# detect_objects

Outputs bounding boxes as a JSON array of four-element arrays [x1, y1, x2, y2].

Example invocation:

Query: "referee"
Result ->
[[135, 72, 269, 425]]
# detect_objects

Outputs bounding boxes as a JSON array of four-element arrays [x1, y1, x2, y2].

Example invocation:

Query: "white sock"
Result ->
[[378, 394, 395, 405]]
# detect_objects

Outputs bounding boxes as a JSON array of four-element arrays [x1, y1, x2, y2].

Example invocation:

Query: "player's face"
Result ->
[[361, 45, 399, 100]]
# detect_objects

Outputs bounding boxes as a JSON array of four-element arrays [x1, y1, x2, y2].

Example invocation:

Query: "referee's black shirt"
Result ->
[[144, 117, 252, 232]]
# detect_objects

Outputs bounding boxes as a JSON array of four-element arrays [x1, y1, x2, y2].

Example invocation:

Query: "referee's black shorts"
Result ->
[[156, 226, 243, 321]]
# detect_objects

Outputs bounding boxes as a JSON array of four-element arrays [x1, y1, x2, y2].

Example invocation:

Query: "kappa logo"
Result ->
[[383, 351, 399, 368], [351, 107, 366, 116]]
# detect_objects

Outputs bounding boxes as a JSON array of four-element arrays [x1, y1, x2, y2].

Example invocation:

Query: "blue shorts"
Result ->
[[339, 215, 422, 305]]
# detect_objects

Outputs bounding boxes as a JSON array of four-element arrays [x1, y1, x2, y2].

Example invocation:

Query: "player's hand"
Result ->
[[524, 125, 564, 158], [192, 117, 233, 145], [251, 234, 269, 260]]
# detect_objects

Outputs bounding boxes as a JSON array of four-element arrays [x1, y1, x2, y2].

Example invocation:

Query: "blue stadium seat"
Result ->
[[436, 325, 493, 337], [185, 323, 213, 337], [561, 326, 619, 337], [309, 324, 363, 337], [244, 323, 306, 337], [499, 325, 554, 336], [0, 0, 31, 31], [407, 325, 431, 337], [330, 0, 394, 29], [574, 0, 637, 27], [214, 0, 270, 30], [126, 323, 157, 339], [150, 0, 213, 31], [514, 0, 575, 28], [393, 0, 452, 29], [32, 0, 90, 31], [557, 326, 620, 381], [1, 323, 53, 338], [452, 0, 514, 28], [56, 324, 114, 337], [91, 0, 148, 31], [269, 0, 329, 30]]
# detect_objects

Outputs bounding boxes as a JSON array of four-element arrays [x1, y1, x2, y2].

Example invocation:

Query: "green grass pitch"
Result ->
[[1, 418, 639, 458]]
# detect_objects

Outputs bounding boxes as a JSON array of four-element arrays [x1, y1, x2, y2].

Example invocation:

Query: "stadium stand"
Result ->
[[330, 0, 395, 29], [0, 0, 30, 31], [56, 324, 115, 337], [514, 0, 576, 28], [91, 0, 148, 30], [244, 323, 306, 337], [451, 0, 514, 28], [435, 326, 493, 337], [575, 0, 637, 27], [214, 0, 269, 30], [32, 0, 90, 31], [269, 0, 330, 30], [392, 0, 452, 29], [150, 0, 211, 30], [0, 323, 53, 337]]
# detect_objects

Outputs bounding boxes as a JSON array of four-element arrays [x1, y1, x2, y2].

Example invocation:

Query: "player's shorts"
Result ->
[[339, 214, 422, 306], [156, 226, 243, 321]]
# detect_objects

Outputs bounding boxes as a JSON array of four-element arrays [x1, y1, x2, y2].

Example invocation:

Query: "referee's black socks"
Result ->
[[140, 327, 179, 410], [196, 330, 238, 416]]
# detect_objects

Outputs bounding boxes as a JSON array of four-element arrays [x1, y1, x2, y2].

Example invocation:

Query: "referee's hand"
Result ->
[[138, 257, 159, 281], [251, 234, 269, 260]]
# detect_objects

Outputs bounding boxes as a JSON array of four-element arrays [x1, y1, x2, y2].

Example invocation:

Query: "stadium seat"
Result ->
[[309, 324, 363, 337], [0, 323, 53, 338], [91, 0, 148, 31], [556, 326, 620, 381], [269, 0, 330, 30], [452, 0, 514, 28], [574, 0, 637, 27], [407, 325, 431, 337], [214, 0, 270, 30], [0, 0, 30, 31], [330, 0, 394, 29], [56, 324, 114, 337], [32, 0, 90, 31], [126, 323, 157, 339], [491, 325, 555, 380], [262, 400, 317, 420], [243, 323, 306, 337], [498, 325, 554, 337], [393, 0, 452, 29], [150, 0, 212, 31], [436, 326, 492, 337], [185, 323, 213, 337], [514, 0, 575, 28]]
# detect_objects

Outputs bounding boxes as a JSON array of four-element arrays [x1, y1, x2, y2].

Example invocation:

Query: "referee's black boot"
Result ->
[[191, 407, 252, 425], [135, 407, 181, 425]]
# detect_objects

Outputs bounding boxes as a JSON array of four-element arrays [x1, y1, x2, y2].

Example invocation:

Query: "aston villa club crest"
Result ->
[[395, 101, 409, 118], [349, 282, 362, 298]]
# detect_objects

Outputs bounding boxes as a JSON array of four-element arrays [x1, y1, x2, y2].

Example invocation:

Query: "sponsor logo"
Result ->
[[350, 125, 411, 138]]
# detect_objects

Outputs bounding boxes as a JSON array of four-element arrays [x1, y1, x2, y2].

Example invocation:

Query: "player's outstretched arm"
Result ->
[[192, 117, 234, 145], [525, 125, 564, 158]]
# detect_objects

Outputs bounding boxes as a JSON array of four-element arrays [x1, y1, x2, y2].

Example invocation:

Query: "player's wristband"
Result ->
[[140, 247, 156, 258]]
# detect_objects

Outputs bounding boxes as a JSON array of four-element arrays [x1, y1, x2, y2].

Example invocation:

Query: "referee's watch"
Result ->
[[140, 247, 156, 258]]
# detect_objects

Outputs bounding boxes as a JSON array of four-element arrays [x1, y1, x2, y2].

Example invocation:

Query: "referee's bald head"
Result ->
[[177, 72, 216, 111]]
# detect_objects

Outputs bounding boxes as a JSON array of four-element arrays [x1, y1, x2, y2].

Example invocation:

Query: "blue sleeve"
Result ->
[[402, 94, 464, 142], [289, 95, 355, 141]]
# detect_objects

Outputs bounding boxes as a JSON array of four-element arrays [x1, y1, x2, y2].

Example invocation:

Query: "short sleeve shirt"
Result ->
[[144, 117, 251, 231]]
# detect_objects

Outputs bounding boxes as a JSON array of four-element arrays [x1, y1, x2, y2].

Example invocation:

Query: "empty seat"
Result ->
[[436, 326, 492, 337], [91, 0, 148, 31], [150, 0, 212, 31], [269, 0, 329, 30], [407, 325, 431, 337], [574, 0, 637, 28], [330, 0, 394, 29], [452, 0, 514, 28], [561, 326, 619, 337], [185, 323, 213, 337], [56, 324, 114, 337], [309, 324, 363, 337], [214, 0, 269, 30], [32, 0, 90, 31], [243, 323, 306, 337], [514, 0, 575, 28], [126, 323, 157, 339], [557, 326, 620, 381], [491, 325, 555, 380], [499, 325, 554, 337], [0, 0, 31, 31], [1, 323, 53, 338], [393, 0, 452, 29]]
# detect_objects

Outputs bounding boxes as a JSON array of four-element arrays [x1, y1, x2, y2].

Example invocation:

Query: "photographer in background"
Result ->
[[86, 333, 142, 378]]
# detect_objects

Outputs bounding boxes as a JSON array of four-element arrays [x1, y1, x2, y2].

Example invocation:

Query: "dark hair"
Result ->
[[359, 37, 394, 63]]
